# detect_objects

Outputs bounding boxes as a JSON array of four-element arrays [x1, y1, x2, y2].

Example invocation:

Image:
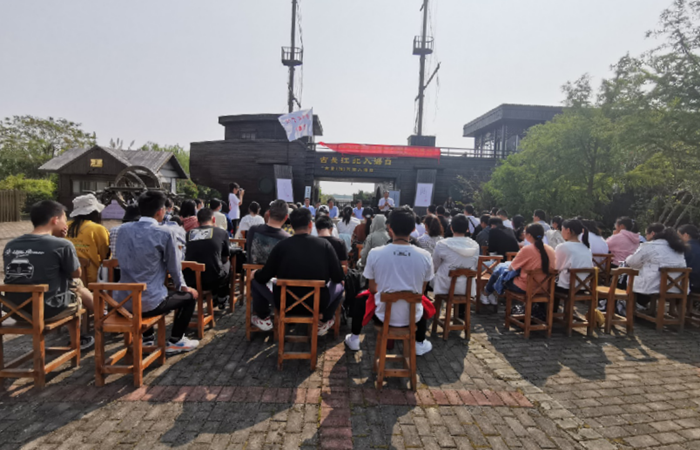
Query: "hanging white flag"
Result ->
[[278, 108, 314, 141]]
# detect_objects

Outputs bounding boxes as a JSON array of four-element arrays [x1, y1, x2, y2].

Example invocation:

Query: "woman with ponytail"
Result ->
[[555, 219, 594, 292], [337, 206, 361, 235], [508, 223, 556, 293]]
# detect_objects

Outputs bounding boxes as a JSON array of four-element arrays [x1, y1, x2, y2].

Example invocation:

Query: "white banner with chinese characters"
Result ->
[[278, 108, 313, 142]]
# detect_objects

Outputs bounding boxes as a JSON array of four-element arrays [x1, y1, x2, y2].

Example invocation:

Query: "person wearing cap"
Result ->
[[66, 194, 110, 284]]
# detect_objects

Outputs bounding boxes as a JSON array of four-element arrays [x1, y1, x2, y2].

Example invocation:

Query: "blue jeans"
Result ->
[[485, 263, 525, 295]]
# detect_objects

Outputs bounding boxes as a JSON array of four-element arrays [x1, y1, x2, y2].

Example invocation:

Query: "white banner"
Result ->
[[414, 183, 433, 207], [276, 178, 294, 202], [278, 108, 314, 142]]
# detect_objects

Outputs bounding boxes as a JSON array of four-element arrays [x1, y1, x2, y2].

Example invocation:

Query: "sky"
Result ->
[[0, 1, 667, 195]]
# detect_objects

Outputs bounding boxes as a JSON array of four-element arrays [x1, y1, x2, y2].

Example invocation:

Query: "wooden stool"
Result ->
[[244, 264, 266, 341], [505, 252, 518, 262], [0, 284, 83, 389], [229, 252, 244, 313], [598, 268, 638, 334], [475, 255, 503, 313], [182, 262, 215, 339], [592, 254, 613, 286], [505, 270, 557, 339], [91, 282, 166, 387], [635, 268, 691, 331], [276, 279, 325, 371], [687, 292, 700, 328], [372, 291, 422, 391], [432, 269, 477, 340], [553, 268, 598, 337]]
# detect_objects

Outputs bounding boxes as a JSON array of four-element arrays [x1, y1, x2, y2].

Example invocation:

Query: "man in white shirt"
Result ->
[[302, 197, 316, 217], [345, 206, 434, 355], [497, 209, 513, 229], [210, 199, 229, 232], [532, 209, 551, 232], [378, 191, 394, 212], [463, 205, 482, 236], [353, 200, 364, 220]]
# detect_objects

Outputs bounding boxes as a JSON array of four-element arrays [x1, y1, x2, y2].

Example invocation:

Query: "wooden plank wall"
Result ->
[[0, 190, 26, 222]]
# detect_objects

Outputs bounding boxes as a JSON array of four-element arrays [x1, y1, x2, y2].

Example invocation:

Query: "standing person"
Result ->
[[463, 205, 481, 236], [66, 194, 110, 285], [545, 216, 565, 249], [417, 215, 445, 256], [228, 182, 245, 237], [209, 199, 228, 232], [358, 214, 390, 269], [497, 209, 513, 229], [378, 190, 395, 213], [327, 199, 339, 219], [532, 210, 551, 231], [245, 199, 290, 265], [251, 208, 345, 335], [443, 197, 456, 210], [678, 224, 700, 293], [115, 191, 200, 354], [346, 206, 435, 355], [555, 219, 593, 293], [180, 200, 199, 232], [4, 200, 95, 349], [606, 217, 640, 266], [431, 215, 480, 298], [235, 201, 265, 239], [302, 197, 316, 217], [436, 206, 451, 238], [353, 200, 364, 220]]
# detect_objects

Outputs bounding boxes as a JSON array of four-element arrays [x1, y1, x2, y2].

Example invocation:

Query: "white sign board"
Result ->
[[414, 183, 433, 207], [304, 186, 312, 199], [276, 178, 294, 202]]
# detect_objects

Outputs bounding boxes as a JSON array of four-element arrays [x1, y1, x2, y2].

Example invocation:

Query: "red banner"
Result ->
[[319, 142, 441, 160]]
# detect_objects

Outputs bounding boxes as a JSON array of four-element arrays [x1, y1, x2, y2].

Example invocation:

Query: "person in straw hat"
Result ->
[[66, 194, 110, 285]]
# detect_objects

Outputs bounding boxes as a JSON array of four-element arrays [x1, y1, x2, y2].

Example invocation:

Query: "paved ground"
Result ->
[[1, 221, 699, 449]]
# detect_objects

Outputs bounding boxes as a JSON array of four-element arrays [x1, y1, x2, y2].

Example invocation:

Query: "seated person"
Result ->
[[487, 217, 520, 256], [346, 206, 435, 355], [180, 200, 199, 232], [245, 199, 290, 265], [606, 216, 640, 266], [410, 215, 426, 239], [109, 205, 141, 260], [3, 200, 95, 349], [251, 208, 345, 336], [582, 219, 609, 265], [555, 219, 593, 294], [66, 194, 110, 285], [417, 215, 444, 256], [359, 214, 390, 268], [463, 205, 482, 237], [431, 214, 480, 298], [185, 208, 231, 307], [115, 191, 199, 355], [209, 199, 229, 232], [545, 216, 565, 249], [436, 206, 451, 238], [475, 214, 491, 252], [315, 215, 348, 267], [678, 224, 700, 293], [235, 201, 265, 239], [625, 223, 687, 308]]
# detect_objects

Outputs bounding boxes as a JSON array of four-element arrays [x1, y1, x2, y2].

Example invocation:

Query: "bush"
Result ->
[[0, 175, 56, 212]]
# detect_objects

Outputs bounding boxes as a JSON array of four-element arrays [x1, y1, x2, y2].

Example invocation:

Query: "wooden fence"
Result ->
[[0, 190, 26, 222]]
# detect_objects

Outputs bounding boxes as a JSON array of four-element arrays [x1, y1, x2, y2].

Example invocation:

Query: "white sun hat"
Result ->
[[70, 194, 106, 218]]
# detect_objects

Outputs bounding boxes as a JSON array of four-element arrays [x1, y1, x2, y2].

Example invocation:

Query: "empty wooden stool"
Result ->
[[553, 268, 598, 337], [505, 270, 558, 339], [598, 268, 638, 334], [0, 284, 83, 389], [635, 267, 691, 331], [475, 255, 503, 314], [91, 282, 166, 387], [276, 279, 325, 371], [432, 269, 477, 340], [373, 291, 423, 391], [182, 261, 215, 339]]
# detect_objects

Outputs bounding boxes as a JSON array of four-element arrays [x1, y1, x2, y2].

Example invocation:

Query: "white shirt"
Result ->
[[235, 214, 265, 238], [555, 241, 593, 289], [228, 193, 240, 220], [378, 197, 395, 211], [213, 211, 228, 231], [312, 223, 339, 238], [465, 216, 480, 235], [363, 243, 434, 327], [411, 223, 426, 239], [586, 232, 609, 258], [337, 217, 361, 235], [503, 219, 513, 229]]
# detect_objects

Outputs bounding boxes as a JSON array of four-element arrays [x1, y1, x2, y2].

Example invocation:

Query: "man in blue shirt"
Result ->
[[328, 199, 339, 219], [115, 191, 200, 355], [302, 197, 316, 217], [353, 200, 364, 220]]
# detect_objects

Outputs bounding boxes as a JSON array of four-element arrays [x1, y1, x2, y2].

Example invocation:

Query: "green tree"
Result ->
[[0, 116, 96, 179], [140, 141, 190, 173], [0, 174, 56, 212]]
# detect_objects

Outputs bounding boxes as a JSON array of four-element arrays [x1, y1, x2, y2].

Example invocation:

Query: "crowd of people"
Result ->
[[4, 185, 700, 363]]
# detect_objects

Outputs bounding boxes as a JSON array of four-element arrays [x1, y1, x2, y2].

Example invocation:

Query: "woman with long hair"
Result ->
[[352, 207, 374, 244], [180, 199, 199, 232], [555, 219, 593, 293], [626, 223, 687, 307], [66, 194, 110, 285], [545, 216, 565, 248], [417, 215, 444, 255], [411, 215, 426, 239], [337, 206, 361, 235], [358, 214, 390, 269]]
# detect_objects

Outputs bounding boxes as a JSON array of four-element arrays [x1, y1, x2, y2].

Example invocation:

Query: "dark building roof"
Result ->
[[39, 145, 189, 178], [463, 104, 564, 137], [218, 113, 324, 136]]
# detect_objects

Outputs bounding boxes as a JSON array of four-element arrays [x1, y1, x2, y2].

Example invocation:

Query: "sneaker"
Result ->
[[216, 295, 229, 309], [251, 315, 273, 331], [487, 293, 498, 305], [415, 339, 433, 356], [166, 336, 200, 355], [479, 293, 491, 305], [317, 318, 335, 337], [80, 335, 95, 351], [142, 335, 156, 347], [344, 334, 360, 351]]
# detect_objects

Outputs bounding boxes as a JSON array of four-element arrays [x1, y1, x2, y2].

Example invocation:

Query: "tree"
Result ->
[[139, 141, 190, 173], [0, 116, 96, 179]]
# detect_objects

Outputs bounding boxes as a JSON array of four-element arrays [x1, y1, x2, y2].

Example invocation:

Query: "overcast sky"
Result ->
[[1, 1, 665, 152]]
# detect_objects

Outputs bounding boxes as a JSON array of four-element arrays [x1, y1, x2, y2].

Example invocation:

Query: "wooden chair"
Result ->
[[635, 268, 691, 331], [553, 268, 598, 337], [432, 269, 477, 340], [592, 254, 613, 286], [103, 259, 119, 282], [598, 268, 638, 334], [78, 257, 91, 286], [505, 270, 558, 339], [91, 282, 166, 387], [480, 245, 488, 256], [276, 279, 325, 371], [229, 238, 246, 249], [244, 264, 266, 341], [228, 251, 244, 313], [475, 255, 503, 313], [182, 262, 215, 339], [373, 291, 422, 391], [0, 285, 82, 389], [687, 292, 700, 328], [505, 252, 518, 262]]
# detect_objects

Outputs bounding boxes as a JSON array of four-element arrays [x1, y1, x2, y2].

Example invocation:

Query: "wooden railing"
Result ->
[[0, 190, 26, 222]]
